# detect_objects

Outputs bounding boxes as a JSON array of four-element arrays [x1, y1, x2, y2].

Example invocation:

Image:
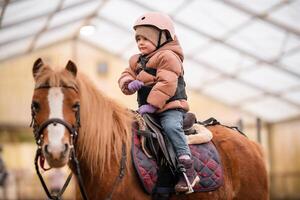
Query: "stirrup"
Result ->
[[182, 172, 194, 194]]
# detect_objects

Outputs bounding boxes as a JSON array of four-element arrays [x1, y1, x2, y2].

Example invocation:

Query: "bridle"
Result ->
[[30, 86, 88, 200], [30, 85, 127, 200]]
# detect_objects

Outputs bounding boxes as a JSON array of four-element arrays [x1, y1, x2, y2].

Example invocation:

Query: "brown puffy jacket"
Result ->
[[118, 37, 189, 113]]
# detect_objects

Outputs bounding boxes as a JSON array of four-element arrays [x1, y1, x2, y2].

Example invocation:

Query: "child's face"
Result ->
[[136, 35, 156, 55]]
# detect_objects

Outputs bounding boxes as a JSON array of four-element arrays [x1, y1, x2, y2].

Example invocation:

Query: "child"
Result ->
[[118, 12, 199, 194]]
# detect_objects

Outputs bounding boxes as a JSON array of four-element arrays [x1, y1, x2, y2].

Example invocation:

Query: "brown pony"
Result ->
[[31, 58, 269, 200]]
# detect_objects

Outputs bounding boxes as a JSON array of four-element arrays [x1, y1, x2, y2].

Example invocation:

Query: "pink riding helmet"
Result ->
[[133, 12, 176, 40]]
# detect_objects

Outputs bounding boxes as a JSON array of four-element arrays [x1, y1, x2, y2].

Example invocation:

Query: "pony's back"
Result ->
[[207, 125, 269, 200]]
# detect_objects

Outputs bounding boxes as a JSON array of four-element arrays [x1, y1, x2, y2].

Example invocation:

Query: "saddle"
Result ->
[[135, 112, 213, 171], [132, 113, 223, 194]]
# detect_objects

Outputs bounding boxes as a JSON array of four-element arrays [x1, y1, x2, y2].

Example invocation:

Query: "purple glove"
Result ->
[[128, 80, 144, 92], [138, 104, 157, 115]]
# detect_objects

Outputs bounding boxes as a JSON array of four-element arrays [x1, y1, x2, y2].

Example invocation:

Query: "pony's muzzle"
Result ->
[[43, 143, 70, 160]]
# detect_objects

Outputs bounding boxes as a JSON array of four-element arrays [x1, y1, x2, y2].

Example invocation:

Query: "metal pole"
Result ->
[[256, 118, 261, 143], [237, 118, 243, 132]]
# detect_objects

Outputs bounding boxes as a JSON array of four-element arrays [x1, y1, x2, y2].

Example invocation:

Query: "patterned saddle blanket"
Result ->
[[131, 125, 224, 194]]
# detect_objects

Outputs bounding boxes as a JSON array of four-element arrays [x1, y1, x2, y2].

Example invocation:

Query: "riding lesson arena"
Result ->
[[0, 0, 300, 200]]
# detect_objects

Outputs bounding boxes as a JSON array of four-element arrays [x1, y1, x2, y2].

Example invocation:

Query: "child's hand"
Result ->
[[128, 80, 144, 92], [138, 104, 157, 115]]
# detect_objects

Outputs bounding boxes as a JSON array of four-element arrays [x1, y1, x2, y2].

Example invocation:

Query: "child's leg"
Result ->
[[158, 109, 191, 157], [158, 109, 199, 193]]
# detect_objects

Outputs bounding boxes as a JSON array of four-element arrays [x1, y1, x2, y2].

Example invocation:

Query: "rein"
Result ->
[[34, 148, 73, 200], [104, 143, 127, 200]]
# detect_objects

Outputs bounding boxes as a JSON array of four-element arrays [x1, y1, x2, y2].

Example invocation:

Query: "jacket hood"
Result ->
[[146, 36, 184, 61]]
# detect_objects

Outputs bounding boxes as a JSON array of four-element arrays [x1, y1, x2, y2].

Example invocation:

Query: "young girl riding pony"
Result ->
[[118, 12, 199, 194]]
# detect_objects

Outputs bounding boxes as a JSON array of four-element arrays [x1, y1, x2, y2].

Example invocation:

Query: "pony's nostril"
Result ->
[[63, 144, 69, 153], [44, 145, 50, 154]]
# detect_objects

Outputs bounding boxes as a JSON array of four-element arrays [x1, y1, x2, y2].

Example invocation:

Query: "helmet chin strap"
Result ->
[[156, 30, 162, 49], [156, 30, 172, 50]]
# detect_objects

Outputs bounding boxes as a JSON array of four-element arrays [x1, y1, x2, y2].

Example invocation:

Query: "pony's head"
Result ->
[[31, 58, 80, 168]]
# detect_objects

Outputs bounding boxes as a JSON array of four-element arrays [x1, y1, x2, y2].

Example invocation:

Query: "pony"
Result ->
[[30, 58, 269, 200]]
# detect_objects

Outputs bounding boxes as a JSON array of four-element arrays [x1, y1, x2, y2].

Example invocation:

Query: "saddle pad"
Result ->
[[131, 125, 223, 194]]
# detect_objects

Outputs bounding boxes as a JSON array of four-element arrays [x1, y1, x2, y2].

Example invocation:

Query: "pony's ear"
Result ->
[[33, 58, 44, 79], [65, 60, 77, 77]]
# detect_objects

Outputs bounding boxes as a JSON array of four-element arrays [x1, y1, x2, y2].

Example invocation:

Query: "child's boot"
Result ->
[[175, 158, 200, 194]]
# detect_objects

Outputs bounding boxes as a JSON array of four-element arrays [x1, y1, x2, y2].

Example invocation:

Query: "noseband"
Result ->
[[30, 87, 88, 200]]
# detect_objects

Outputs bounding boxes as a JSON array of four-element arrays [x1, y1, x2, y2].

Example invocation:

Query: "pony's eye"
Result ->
[[31, 101, 40, 113], [72, 102, 80, 112]]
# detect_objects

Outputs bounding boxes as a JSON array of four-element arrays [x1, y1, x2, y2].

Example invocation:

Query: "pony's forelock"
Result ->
[[34, 65, 77, 89]]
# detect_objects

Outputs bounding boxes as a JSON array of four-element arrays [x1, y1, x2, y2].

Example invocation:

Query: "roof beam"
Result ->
[[96, 15, 130, 33], [77, 37, 123, 58], [0, 0, 108, 50], [0, 0, 29, 6], [220, 0, 300, 36], [186, 55, 300, 109], [0, 0, 9, 28], [0, 37, 73, 63], [0, 1, 112, 56], [0, 14, 84, 47], [198, 0, 296, 57], [175, 21, 300, 79], [27, 0, 65, 52], [188, 33, 300, 80], [94, 14, 134, 55], [72, 0, 109, 40], [0, 0, 99, 29]]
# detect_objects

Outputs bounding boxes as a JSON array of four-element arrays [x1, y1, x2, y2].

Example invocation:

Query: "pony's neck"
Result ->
[[75, 74, 132, 178]]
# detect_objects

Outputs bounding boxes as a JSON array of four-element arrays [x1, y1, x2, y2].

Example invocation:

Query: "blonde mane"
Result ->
[[76, 73, 132, 177], [35, 66, 133, 178]]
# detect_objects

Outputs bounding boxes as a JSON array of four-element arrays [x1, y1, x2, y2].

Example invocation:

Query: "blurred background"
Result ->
[[0, 0, 299, 199]]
